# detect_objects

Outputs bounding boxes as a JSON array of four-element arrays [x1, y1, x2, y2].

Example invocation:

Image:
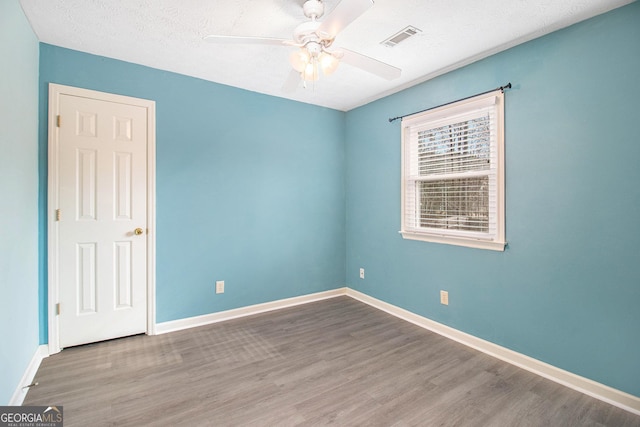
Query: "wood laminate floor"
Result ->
[[24, 297, 640, 426]]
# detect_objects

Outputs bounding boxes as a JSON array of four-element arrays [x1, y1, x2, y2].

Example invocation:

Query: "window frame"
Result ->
[[400, 90, 506, 251]]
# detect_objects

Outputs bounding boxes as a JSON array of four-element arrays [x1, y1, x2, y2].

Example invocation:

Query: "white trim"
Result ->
[[8, 345, 49, 406], [145, 91, 157, 336], [47, 84, 60, 354], [400, 90, 506, 252], [400, 230, 506, 251], [47, 83, 157, 353], [156, 288, 347, 334], [119, 285, 640, 415], [346, 288, 640, 416]]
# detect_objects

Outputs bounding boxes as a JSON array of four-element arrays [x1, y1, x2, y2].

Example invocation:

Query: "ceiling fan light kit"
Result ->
[[204, 0, 401, 89], [290, 49, 338, 82]]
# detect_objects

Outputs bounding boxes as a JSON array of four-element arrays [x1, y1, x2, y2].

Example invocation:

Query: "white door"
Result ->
[[55, 93, 149, 348]]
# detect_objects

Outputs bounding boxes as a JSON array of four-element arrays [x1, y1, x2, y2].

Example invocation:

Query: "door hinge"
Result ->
[[56, 115, 61, 127], [55, 209, 61, 221], [56, 303, 61, 315]]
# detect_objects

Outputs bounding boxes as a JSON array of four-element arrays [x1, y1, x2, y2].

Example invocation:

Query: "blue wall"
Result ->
[[38, 45, 346, 335], [345, 2, 640, 397], [17, 0, 639, 404], [0, 1, 41, 404]]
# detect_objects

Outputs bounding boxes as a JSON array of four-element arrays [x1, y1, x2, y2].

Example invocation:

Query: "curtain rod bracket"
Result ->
[[388, 82, 512, 123]]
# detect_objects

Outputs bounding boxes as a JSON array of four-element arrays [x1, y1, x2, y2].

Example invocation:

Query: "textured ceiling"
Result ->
[[20, 0, 633, 111]]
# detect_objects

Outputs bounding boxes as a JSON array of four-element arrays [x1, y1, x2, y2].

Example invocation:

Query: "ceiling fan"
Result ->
[[204, 0, 401, 90]]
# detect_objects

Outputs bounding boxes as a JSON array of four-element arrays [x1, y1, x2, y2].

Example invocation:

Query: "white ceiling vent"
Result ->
[[381, 26, 422, 47]]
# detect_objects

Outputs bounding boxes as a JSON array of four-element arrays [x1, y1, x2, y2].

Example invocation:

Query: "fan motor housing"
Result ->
[[293, 21, 322, 44]]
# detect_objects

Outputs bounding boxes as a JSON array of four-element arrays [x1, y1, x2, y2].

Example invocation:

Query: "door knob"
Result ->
[[134, 228, 144, 236]]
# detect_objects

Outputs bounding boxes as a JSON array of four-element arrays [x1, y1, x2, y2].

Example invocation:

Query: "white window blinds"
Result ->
[[401, 91, 505, 251]]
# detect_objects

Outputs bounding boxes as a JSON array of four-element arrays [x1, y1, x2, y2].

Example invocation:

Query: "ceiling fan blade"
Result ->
[[317, 0, 374, 39], [204, 35, 294, 46], [339, 48, 401, 80], [282, 69, 301, 93]]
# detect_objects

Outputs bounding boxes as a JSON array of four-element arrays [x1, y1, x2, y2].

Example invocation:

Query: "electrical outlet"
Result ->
[[440, 290, 449, 305], [359, 268, 365, 279], [216, 280, 224, 294]]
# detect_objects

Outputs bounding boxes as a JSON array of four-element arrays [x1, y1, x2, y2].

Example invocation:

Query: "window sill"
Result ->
[[400, 230, 506, 251]]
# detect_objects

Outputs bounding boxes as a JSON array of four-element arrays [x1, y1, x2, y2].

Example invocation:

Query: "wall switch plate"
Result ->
[[359, 268, 365, 279], [440, 290, 449, 305], [216, 280, 224, 294]]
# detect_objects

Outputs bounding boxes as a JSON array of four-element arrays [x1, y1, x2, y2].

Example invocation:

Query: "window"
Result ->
[[400, 90, 506, 251]]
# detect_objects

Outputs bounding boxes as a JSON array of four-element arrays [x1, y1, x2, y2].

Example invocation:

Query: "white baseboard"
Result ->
[[155, 288, 347, 335], [16, 288, 636, 414], [346, 288, 640, 416], [154, 286, 639, 415], [9, 345, 49, 406]]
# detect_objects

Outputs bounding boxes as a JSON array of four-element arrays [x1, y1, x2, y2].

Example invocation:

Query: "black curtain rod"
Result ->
[[388, 82, 512, 123]]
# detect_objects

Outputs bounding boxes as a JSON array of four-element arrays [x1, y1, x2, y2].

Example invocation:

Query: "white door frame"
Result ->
[[47, 83, 157, 355]]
